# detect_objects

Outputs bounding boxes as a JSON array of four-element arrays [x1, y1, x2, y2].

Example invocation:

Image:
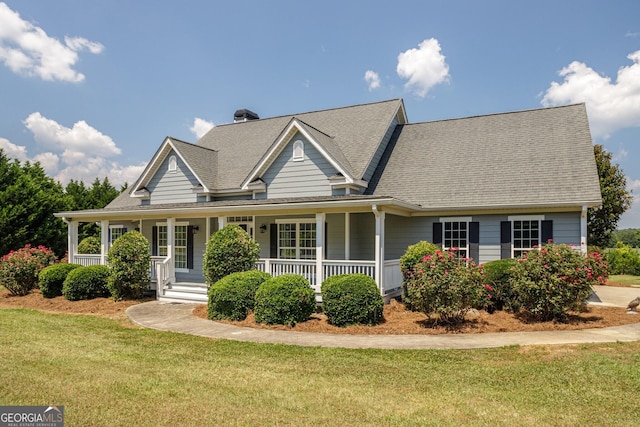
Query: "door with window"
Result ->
[[153, 222, 193, 271]]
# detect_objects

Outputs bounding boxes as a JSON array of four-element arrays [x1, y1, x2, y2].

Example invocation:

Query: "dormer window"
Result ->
[[292, 140, 304, 161], [168, 155, 177, 172]]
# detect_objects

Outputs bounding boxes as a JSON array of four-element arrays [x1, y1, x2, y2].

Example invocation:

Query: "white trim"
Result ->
[[439, 216, 472, 222], [508, 214, 545, 221], [275, 218, 315, 224], [580, 205, 588, 254]]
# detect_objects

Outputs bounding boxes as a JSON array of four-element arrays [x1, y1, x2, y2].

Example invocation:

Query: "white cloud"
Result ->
[[0, 2, 103, 82], [541, 50, 640, 139], [1, 114, 145, 187], [397, 38, 450, 97], [364, 70, 381, 91], [0, 137, 28, 161], [189, 117, 215, 139], [23, 112, 121, 157]]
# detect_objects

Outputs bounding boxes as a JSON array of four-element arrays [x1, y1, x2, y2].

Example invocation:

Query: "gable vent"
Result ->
[[234, 109, 260, 123]]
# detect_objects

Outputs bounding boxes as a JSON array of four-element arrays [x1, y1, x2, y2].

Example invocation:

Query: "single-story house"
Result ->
[[54, 99, 602, 303]]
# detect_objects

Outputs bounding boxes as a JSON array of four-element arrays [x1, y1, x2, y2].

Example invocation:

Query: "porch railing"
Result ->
[[74, 254, 102, 266], [256, 258, 400, 295]]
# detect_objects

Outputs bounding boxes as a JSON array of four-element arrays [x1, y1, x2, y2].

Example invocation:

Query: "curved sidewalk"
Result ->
[[126, 285, 640, 350]]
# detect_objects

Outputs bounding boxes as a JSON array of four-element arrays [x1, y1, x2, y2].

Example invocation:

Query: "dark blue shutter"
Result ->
[[541, 220, 553, 245], [152, 226, 158, 256], [187, 226, 194, 269], [433, 222, 443, 246], [270, 224, 278, 258], [469, 221, 479, 262], [500, 221, 511, 259]]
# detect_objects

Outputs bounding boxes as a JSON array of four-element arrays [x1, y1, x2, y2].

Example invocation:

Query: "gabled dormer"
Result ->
[[130, 137, 217, 204], [241, 118, 369, 199]]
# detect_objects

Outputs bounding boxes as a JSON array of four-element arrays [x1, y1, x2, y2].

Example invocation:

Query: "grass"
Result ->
[[608, 274, 640, 286], [0, 309, 639, 426]]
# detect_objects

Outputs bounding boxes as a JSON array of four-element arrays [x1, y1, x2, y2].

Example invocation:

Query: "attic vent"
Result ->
[[234, 109, 260, 123]]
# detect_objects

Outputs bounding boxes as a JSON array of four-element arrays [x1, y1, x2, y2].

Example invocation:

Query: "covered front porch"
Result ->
[[62, 200, 410, 303]]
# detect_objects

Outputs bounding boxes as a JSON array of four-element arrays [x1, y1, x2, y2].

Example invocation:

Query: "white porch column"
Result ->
[[372, 205, 385, 293], [67, 220, 78, 264], [100, 220, 109, 265], [580, 205, 588, 255], [218, 216, 226, 230], [344, 212, 350, 260], [167, 217, 176, 282], [316, 212, 326, 289], [206, 216, 212, 239]]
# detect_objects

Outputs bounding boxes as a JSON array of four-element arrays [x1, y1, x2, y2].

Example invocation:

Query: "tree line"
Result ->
[[0, 149, 123, 257]]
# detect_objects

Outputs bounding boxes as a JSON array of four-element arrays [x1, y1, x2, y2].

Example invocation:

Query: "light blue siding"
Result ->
[[147, 151, 200, 205], [263, 133, 338, 198]]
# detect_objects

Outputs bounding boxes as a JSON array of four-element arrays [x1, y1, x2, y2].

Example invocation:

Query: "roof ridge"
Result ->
[[211, 98, 403, 128], [408, 103, 586, 126], [169, 136, 218, 153]]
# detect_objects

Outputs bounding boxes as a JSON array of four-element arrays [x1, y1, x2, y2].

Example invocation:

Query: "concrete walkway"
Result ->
[[126, 285, 640, 350]]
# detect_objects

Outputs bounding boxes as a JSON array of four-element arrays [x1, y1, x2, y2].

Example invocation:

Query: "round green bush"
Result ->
[[107, 230, 151, 300], [254, 274, 316, 326], [208, 270, 272, 321], [78, 236, 101, 254], [509, 243, 595, 321], [62, 265, 111, 301], [39, 263, 82, 298], [481, 258, 518, 312], [203, 224, 260, 285], [321, 274, 384, 327]]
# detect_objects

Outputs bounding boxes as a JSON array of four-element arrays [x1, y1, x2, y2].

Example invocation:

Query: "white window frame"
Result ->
[[292, 140, 304, 162], [227, 216, 254, 238], [168, 155, 178, 172], [439, 216, 471, 258], [508, 215, 544, 258], [275, 218, 316, 259], [109, 225, 126, 246], [156, 221, 190, 272]]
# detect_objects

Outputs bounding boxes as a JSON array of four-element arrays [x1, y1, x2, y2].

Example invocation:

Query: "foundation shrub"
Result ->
[[203, 224, 260, 285], [78, 236, 101, 254], [482, 258, 518, 312], [62, 265, 111, 301], [321, 274, 384, 327], [404, 249, 489, 325], [107, 230, 151, 300], [400, 241, 440, 308], [39, 263, 82, 298], [0, 245, 57, 296], [208, 270, 272, 321], [254, 274, 316, 326], [509, 243, 601, 321]]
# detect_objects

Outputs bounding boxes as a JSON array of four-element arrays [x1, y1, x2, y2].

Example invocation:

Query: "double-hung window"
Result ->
[[512, 218, 540, 258], [442, 218, 470, 258], [501, 215, 552, 259], [276, 220, 316, 259], [109, 225, 126, 246]]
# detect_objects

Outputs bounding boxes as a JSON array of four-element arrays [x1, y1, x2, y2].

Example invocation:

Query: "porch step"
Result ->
[[159, 282, 208, 304]]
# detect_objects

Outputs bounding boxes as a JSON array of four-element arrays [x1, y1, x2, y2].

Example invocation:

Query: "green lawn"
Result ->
[[1, 309, 639, 426], [608, 274, 640, 286]]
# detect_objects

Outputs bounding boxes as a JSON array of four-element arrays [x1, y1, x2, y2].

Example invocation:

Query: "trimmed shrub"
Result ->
[[400, 241, 440, 281], [39, 263, 82, 298], [321, 274, 384, 327], [203, 224, 260, 285], [208, 270, 272, 321], [0, 245, 57, 296], [78, 236, 101, 254], [254, 274, 316, 326], [404, 249, 488, 325], [62, 265, 111, 301], [509, 243, 599, 321], [107, 230, 151, 300], [606, 242, 640, 275], [482, 259, 518, 312]]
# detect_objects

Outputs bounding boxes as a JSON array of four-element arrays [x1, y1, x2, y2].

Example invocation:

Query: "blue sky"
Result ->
[[1, 0, 639, 228]]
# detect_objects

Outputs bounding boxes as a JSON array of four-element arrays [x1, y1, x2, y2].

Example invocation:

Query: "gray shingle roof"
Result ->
[[196, 99, 404, 189], [368, 103, 602, 209]]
